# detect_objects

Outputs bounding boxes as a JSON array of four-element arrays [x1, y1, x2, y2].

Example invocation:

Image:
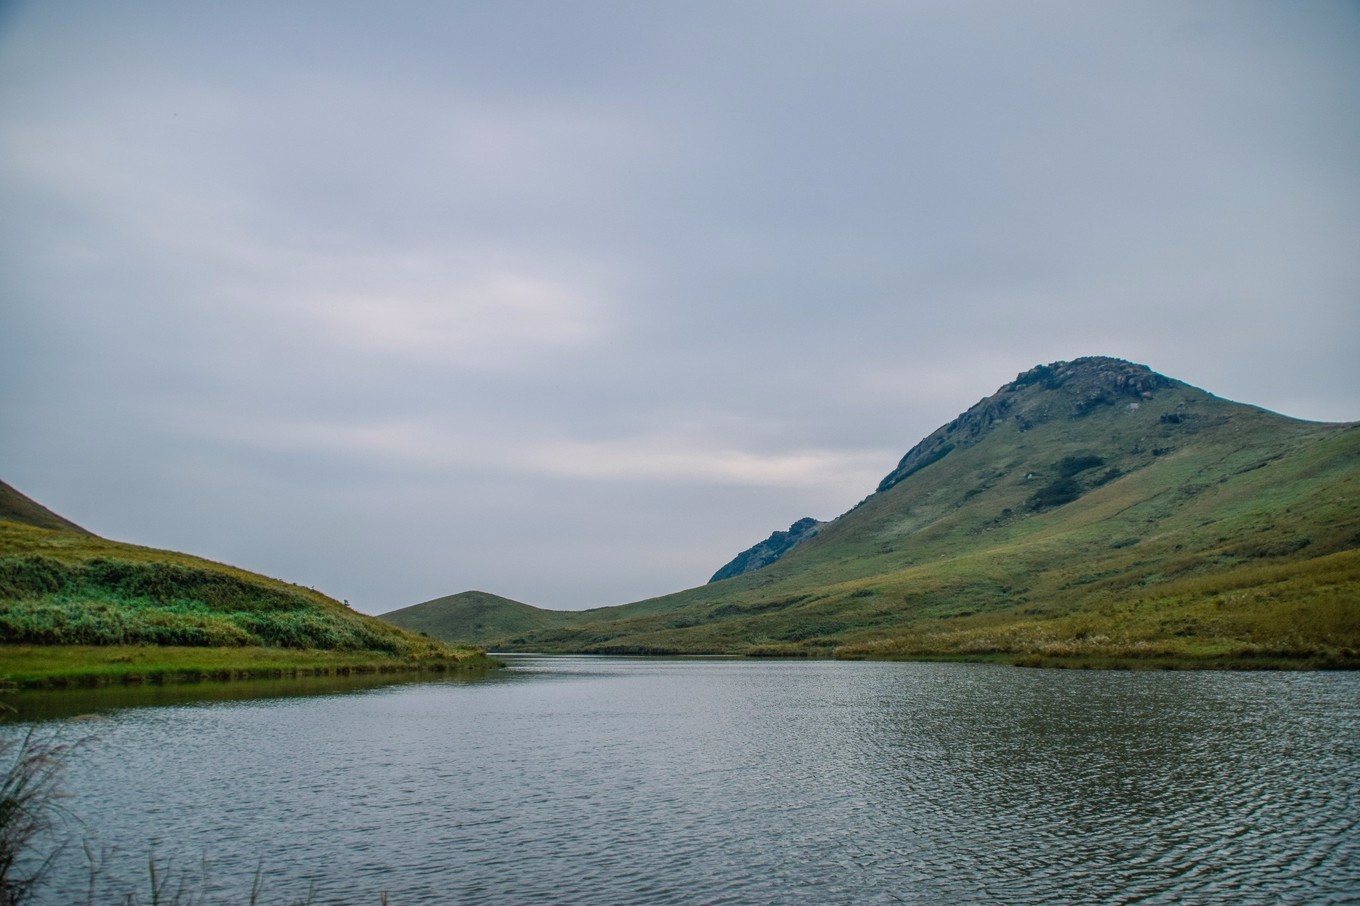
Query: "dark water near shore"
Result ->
[[4, 657, 1357, 904]]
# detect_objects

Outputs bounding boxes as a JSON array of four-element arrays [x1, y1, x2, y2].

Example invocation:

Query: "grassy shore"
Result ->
[[0, 644, 499, 690], [833, 650, 1358, 671]]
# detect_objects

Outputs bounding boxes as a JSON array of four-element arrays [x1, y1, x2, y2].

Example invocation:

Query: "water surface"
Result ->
[[5, 657, 1357, 904]]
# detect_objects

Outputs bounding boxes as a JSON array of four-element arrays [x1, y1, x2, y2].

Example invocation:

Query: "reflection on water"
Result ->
[[4, 656, 1357, 904], [1, 670, 500, 723]]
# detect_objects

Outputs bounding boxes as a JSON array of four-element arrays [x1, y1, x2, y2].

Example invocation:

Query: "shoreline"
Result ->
[[488, 645, 1359, 670], [0, 643, 501, 691]]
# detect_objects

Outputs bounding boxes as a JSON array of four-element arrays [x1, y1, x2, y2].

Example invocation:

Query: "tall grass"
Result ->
[[0, 720, 392, 904], [0, 720, 74, 904]]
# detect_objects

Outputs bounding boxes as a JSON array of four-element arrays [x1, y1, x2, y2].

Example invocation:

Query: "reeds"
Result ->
[[0, 719, 75, 904]]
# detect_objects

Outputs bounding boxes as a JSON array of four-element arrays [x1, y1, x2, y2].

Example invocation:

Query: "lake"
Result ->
[[3, 657, 1357, 904]]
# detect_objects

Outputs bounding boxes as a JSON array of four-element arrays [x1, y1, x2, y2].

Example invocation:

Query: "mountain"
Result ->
[[383, 590, 574, 648], [709, 517, 825, 582], [390, 357, 1360, 667], [0, 482, 488, 679]]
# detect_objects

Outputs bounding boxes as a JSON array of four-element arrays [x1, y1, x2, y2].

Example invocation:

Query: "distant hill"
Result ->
[[0, 482, 477, 664], [395, 357, 1360, 667], [709, 517, 825, 582], [383, 590, 573, 648]]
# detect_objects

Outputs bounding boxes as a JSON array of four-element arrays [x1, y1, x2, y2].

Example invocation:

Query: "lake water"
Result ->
[[3, 657, 1357, 904]]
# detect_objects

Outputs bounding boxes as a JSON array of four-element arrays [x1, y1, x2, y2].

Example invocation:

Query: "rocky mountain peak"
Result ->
[[877, 357, 1180, 493], [1004, 356, 1174, 399]]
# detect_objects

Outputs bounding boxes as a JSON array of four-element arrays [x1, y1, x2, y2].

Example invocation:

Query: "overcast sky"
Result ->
[[1, 1, 1357, 612]]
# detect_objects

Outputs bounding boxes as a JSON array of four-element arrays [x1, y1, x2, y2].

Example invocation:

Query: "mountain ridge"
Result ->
[[385, 356, 1360, 667]]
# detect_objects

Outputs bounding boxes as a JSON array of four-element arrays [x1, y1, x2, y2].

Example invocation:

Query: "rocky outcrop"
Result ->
[[709, 517, 825, 582]]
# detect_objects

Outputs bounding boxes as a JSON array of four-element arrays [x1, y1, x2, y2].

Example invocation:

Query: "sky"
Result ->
[[1, 1, 1357, 613]]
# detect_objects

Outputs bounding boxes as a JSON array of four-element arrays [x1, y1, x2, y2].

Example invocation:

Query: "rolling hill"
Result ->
[[0, 483, 493, 686], [382, 590, 576, 649], [383, 357, 1360, 667]]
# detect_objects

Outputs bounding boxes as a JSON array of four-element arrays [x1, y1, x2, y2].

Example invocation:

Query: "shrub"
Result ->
[[1028, 477, 1083, 511], [1093, 467, 1123, 486], [1056, 454, 1105, 477]]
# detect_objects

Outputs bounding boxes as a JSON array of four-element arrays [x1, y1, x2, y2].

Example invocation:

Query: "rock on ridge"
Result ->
[[709, 517, 825, 583]]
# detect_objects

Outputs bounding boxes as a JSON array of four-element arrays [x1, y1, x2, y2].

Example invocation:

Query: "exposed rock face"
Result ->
[[709, 517, 825, 582], [876, 356, 1179, 493]]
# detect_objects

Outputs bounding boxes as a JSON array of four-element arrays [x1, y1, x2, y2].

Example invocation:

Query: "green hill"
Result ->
[[391, 357, 1360, 667], [383, 590, 575, 648], [0, 484, 494, 687]]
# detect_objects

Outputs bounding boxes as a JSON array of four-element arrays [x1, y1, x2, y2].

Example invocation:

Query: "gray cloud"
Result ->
[[2, 0, 1357, 610]]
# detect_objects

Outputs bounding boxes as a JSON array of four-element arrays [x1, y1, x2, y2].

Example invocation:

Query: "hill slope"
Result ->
[[0, 480, 92, 535], [0, 483, 489, 679], [394, 357, 1360, 667]]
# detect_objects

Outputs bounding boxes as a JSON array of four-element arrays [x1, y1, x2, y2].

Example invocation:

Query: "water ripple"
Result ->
[[7, 659, 1358, 904]]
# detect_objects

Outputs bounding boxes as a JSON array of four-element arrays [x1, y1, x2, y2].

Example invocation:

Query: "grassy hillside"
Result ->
[[391, 358, 1360, 667], [0, 486, 494, 687], [0, 481, 91, 535]]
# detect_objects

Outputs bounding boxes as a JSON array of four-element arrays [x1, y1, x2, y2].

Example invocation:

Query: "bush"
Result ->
[[1093, 467, 1123, 486], [0, 559, 67, 600], [1056, 454, 1105, 477], [1028, 477, 1083, 511]]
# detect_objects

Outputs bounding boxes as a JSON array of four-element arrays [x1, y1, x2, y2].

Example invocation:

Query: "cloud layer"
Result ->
[[2, 1, 1357, 609]]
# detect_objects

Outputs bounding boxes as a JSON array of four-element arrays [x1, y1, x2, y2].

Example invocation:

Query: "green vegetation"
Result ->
[[0, 490, 495, 689], [0, 644, 496, 690], [391, 358, 1360, 668], [0, 553, 423, 652], [837, 549, 1360, 668]]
